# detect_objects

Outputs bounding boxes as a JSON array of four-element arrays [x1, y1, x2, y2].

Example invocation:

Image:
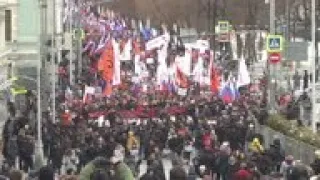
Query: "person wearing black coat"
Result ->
[[311, 151, 320, 175], [39, 166, 55, 180], [170, 166, 187, 180], [168, 135, 184, 156], [49, 142, 63, 173], [18, 134, 34, 172], [311, 158, 320, 175], [187, 166, 198, 180]]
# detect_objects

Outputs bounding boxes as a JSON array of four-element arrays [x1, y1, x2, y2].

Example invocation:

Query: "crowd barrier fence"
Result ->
[[257, 124, 317, 164]]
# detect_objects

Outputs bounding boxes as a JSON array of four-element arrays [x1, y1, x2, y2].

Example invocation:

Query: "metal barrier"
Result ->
[[257, 125, 318, 164]]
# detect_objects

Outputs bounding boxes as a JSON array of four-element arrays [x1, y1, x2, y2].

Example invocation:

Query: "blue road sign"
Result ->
[[266, 35, 284, 53]]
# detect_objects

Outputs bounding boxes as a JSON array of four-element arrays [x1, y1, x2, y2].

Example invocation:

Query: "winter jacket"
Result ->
[[63, 154, 79, 173], [249, 138, 264, 154], [233, 169, 252, 180], [79, 157, 110, 180], [216, 152, 230, 175], [114, 162, 134, 180], [187, 166, 198, 180], [311, 159, 320, 175]]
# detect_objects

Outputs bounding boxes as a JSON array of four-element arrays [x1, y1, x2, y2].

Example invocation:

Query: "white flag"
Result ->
[[237, 55, 251, 88], [230, 31, 238, 59], [112, 39, 121, 86], [120, 39, 132, 61]]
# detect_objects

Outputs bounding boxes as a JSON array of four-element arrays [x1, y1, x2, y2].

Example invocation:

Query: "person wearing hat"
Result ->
[[280, 155, 296, 178]]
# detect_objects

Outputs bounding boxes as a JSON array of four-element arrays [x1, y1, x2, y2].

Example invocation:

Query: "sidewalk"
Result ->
[[0, 99, 7, 161]]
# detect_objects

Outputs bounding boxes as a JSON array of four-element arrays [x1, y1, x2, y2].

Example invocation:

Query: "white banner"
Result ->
[[177, 88, 188, 96], [175, 51, 191, 76], [120, 39, 132, 61], [237, 56, 251, 88], [156, 64, 169, 87], [85, 86, 95, 94], [192, 56, 205, 84], [134, 54, 141, 75], [185, 39, 210, 52], [230, 31, 238, 59], [112, 39, 121, 86], [157, 41, 169, 66], [146, 34, 169, 50], [196, 40, 210, 53]]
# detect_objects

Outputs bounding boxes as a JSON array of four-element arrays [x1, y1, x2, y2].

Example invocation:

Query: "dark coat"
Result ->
[[311, 159, 320, 175]]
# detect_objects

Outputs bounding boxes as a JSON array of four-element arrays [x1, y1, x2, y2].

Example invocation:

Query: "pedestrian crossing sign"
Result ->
[[266, 35, 284, 52], [218, 21, 230, 34]]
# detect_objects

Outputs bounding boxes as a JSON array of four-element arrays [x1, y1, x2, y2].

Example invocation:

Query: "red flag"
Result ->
[[98, 41, 114, 96], [176, 67, 189, 88], [210, 65, 220, 94]]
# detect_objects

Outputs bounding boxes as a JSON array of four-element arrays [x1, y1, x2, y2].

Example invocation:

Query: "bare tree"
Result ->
[[112, 0, 290, 31]]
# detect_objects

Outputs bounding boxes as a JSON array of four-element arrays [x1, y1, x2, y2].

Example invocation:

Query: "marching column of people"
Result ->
[[2, 1, 320, 180], [2, 94, 320, 179]]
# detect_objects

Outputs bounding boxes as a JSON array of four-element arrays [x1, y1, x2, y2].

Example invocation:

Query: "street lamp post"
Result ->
[[311, 0, 317, 133], [51, 0, 56, 123], [34, 0, 45, 170], [268, 0, 277, 114], [69, 0, 73, 86]]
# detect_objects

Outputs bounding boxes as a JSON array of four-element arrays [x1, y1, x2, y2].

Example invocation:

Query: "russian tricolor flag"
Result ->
[[220, 82, 239, 104]]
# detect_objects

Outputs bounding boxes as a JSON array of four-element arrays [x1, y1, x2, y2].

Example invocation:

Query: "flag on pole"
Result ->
[[220, 84, 234, 104], [210, 64, 220, 94], [98, 41, 114, 96], [83, 86, 95, 103], [237, 55, 251, 88]]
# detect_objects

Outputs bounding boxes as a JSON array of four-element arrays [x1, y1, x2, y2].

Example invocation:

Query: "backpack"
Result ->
[[286, 165, 297, 180], [90, 168, 111, 180]]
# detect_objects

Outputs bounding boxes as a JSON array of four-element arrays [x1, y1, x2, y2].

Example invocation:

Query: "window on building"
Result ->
[[5, 9, 12, 42]]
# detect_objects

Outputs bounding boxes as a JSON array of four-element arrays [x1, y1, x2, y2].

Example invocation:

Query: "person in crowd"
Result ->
[[170, 165, 187, 180], [63, 149, 79, 175], [39, 166, 55, 180], [267, 138, 285, 172], [216, 142, 232, 180], [311, 150, 320, 175], [249, 138, 264, 154], [111, 154, 134, 180], [187, 166, 198, 180], [233, 162, 252, 180], [293, 71, 301, 91], [49, 141, 64, 173], [17, 126, 34, 172], [79, 156, 111, 180], [126, 131, 139, 154], [9, 169, 25, 180], [286, 160, 313, 180], [280, 155, 296, 178]]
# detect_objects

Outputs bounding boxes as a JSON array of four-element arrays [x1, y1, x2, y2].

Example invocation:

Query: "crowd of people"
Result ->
[[1, 1, 320, 180]]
